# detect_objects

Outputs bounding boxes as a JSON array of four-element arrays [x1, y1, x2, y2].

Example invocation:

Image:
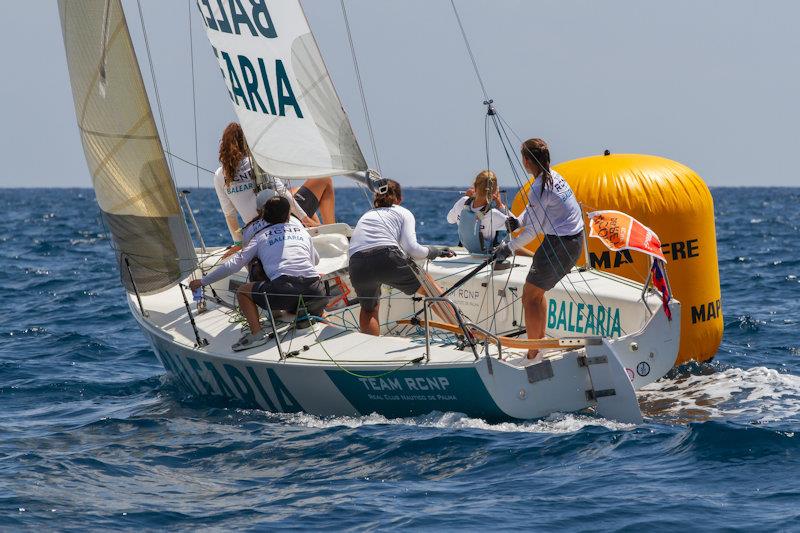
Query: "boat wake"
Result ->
[[266, 410, 635, 434], [639, 365, 800, 425], [232, 364, 800, 432]]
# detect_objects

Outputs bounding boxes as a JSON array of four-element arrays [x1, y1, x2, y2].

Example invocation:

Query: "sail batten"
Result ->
[[196, 0, 368, 179], [59, 0, 196, 294]]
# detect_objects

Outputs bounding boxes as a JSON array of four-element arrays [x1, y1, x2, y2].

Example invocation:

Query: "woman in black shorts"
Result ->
[[495, 138, 585, 359], [291, 177, 335, 226], [348, 180, 453, 335]]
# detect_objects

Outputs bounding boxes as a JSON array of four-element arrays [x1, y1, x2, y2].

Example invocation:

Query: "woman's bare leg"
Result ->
[[359, 304, 381, 336], [300, 177, 335, 225], [522, 282, 547, 359], [237, 283, 262, 335]]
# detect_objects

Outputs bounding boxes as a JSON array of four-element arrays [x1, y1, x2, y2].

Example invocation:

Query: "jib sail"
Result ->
[[195, 0, 368, 180], [59, 0, 196, 294]]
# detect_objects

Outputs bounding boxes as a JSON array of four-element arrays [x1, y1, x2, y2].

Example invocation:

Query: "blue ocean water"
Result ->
[[1, 187, 799, 531]]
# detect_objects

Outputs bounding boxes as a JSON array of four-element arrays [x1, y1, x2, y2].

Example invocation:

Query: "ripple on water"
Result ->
[[2, 188, 800, 529]]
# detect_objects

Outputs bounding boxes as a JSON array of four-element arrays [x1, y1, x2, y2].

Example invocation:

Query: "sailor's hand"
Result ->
[[439, 246, 456, 258], [505, 216, 520, 233], [427, 246, 455, 260], [302, 216, 319, 228], [492, 243, 512, 262], [188, 279, 202, 291], [492, 190, 505, 209], [465, 187, 475, 198]]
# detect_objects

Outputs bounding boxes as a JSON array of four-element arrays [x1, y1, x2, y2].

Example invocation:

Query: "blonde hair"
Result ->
[[473, 170, 498, 196]]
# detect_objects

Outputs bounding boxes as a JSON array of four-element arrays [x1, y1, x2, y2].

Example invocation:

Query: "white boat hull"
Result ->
[[133, 302, 642, 423], [124, 227, 680, 425]]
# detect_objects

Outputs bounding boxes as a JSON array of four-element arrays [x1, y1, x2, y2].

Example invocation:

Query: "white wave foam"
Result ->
[[235, 366, 800, 429], [270, 410, 634, 434], [639, 366, 800, 423]]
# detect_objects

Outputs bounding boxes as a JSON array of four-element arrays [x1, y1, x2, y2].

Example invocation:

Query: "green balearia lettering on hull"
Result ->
[[547, 299, 622, 337]]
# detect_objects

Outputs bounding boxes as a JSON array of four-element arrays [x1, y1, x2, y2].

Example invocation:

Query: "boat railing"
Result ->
[[179, 190, 207, 255], [463, 320, 503, 361], [421, 296, 502, 363], [639, 256, 674, 316]]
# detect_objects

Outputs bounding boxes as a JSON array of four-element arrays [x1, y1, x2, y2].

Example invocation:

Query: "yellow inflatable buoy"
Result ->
[[511, 153, 722, 365]]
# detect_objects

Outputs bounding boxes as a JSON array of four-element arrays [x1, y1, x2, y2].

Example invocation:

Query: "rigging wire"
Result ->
[[489, 109, 616, 328], [447, 0, 625, 333], [135, 0, 175, 180], [188, 0, 200, 190], [493, 111, 652, 285], [338, 2, 458, 324], [340, 0, 382, 174], [449, 0, 490, 102], [164, 150, 215, 175], [492, 112, 610, 310], [484, 113, 492, 172]]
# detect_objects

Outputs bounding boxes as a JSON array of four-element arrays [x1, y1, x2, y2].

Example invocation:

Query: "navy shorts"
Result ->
[[526, 232, 583, 290], [293, 185, 320, 218], [248, 276, 328, 316], [349, 247, 421, 312]]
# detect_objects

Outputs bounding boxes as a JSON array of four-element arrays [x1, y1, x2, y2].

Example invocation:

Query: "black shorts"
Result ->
[[526, 232, 583, 290], [248, 276, 328, 316], [349, 247, 421, 312], [293, 185, 320, 218]]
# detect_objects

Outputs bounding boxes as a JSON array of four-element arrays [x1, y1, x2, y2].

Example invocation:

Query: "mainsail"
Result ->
[[59, 0, 196, 294], [196, 0, 368, 179]]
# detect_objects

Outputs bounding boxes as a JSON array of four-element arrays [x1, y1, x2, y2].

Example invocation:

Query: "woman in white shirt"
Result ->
[[213, 123, 337, 245], [190, 195, 327, 351], [349, 180, 453, 335], [494, 138, 585, 359], [446, 170, 508, 254]]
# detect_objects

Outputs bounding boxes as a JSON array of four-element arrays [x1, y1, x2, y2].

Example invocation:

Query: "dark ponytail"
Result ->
[[373, 179, 402, 208], [521, 138, 551, 194]]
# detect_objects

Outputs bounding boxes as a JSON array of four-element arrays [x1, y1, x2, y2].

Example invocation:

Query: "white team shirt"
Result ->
[[201, 217, 320, 285], [241, 218, 270, 246], [446, 196, 508, 240], [213, 158, 307, 226], [213, 159, 258, 224], [509, 169, 584, 251], [348, 205, 430, 259]]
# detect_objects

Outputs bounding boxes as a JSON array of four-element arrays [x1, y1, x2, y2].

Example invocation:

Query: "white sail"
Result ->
[[59, 0, 196, 294], [195, 0, 367, 179]]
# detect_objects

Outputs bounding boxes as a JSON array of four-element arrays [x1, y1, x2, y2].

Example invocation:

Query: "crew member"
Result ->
[[242, 189, 277, 246], [446, 170, 508, 254], [213, 123, 337, 245], [190, 196, 327, 351], [240, 189, 277, 282], [495, 138, 584, 359], [348, 180, 453, 336]]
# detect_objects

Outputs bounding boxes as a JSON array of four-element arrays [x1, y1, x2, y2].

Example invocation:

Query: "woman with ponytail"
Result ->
[[213, 123, 337, 246], [494, 138, 584, 359], [348, 180, 453, 336]]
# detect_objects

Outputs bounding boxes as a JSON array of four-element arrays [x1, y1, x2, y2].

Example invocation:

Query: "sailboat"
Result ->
[[58, 0, 681, 424]]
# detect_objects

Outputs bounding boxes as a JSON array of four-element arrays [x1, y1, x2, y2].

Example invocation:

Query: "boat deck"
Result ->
[[131, 282, 505, 369]]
